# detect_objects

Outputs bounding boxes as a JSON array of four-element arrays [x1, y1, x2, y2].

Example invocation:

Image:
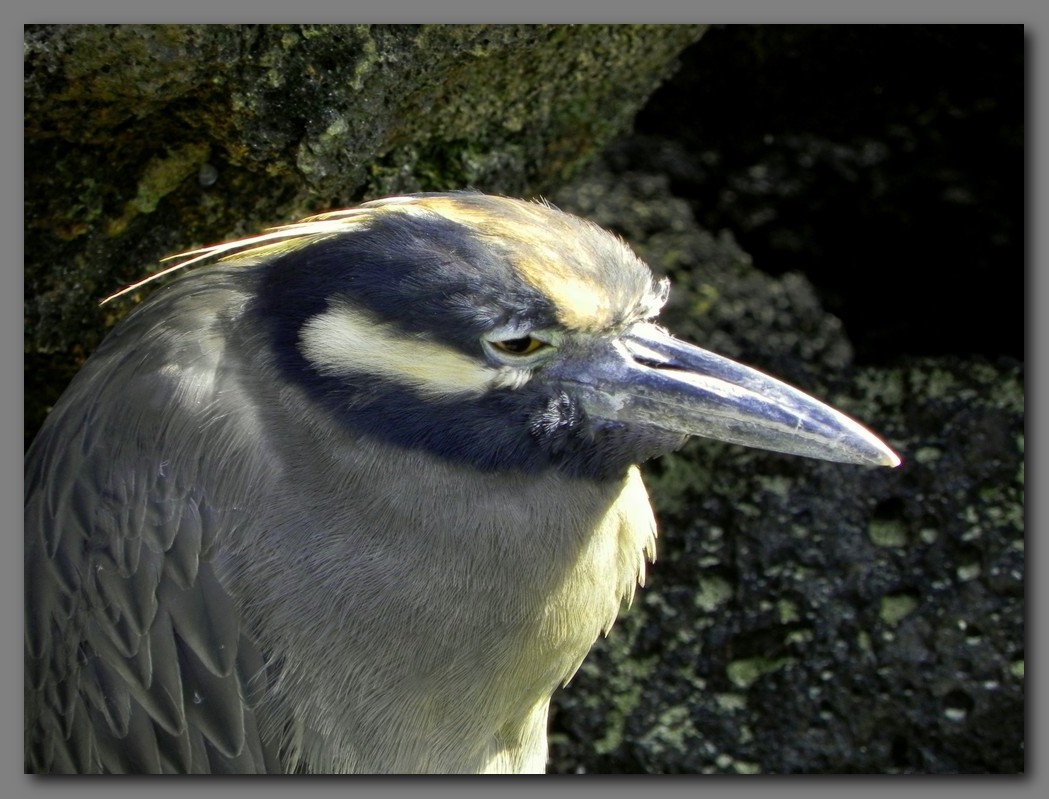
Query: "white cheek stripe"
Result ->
[[299, 302, 524, 399]]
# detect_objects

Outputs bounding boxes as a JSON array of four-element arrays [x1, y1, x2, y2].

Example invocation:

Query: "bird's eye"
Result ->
[[481, 331, 558, 366], [488, 336, 549, 356]]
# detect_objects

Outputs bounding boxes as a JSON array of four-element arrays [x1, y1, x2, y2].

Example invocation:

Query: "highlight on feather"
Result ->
[[98, 194, 597, 306], [98, 207, 387, 306], [97, 218, 356, 307]]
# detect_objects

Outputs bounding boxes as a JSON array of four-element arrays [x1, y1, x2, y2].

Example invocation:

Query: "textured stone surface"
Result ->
[[543, 30, 1022, 771], [23, 26, 703, 345], [547, 164, 1023, 775]]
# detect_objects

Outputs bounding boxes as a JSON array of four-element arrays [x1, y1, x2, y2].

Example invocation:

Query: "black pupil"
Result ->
[[500, 337, 536, 354]]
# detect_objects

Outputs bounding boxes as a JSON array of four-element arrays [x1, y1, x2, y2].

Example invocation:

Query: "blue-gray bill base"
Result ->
[[24, 192, 900, 774]]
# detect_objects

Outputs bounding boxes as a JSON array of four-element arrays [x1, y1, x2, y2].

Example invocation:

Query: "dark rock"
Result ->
[[548, 162, 1023, 775]]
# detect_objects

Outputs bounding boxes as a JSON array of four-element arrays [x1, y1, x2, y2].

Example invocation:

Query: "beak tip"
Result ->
[[881, 448, 903, 469], [852, 430, 901, 468]]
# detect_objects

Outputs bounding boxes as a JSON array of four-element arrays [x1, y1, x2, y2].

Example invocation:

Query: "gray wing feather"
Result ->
[[25, 271, 284, 773]]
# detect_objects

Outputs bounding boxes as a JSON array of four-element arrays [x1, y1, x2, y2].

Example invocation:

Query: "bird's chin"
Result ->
[[547, 419, 688, 481], [612, 422, 691, 464]]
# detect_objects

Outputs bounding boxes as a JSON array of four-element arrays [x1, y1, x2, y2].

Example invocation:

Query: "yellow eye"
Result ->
[[488, 336, 549, 356]]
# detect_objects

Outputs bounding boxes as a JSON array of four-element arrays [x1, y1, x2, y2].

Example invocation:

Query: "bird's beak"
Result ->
[[557, 322, 901, 467]]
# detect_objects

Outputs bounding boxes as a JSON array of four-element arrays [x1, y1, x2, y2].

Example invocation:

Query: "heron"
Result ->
[[24, 192, 899, 773]]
